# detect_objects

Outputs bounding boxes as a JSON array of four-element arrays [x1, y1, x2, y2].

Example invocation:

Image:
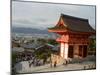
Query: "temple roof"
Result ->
[[48, 14, 95, 33]]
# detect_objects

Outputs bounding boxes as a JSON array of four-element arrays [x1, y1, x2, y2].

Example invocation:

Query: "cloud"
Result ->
[[12, 1, 96, 29]]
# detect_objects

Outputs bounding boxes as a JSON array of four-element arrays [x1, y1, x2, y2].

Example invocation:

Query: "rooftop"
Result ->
[[48, 14, 95, 33]]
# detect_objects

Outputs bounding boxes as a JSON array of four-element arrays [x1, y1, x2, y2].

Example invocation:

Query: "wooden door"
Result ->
[[79, 45, 83, 57], [83, 45, 87, 57], [79, 45, 87, 58], [68, 45, 74, 58]]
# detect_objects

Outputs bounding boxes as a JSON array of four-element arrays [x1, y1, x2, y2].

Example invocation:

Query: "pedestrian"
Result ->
[[50, 64, 52, 68], [65, 60, 68, 65], [54, 61, 57, 67], [28, 61, 31, 67]]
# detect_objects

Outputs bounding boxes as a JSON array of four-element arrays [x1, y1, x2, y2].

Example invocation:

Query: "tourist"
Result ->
[[54, 61, 57, 67], [65, 60, 68, 65]]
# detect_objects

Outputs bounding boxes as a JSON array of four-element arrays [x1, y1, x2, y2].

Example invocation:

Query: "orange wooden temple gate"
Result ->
[[48, 14, 95, 60]]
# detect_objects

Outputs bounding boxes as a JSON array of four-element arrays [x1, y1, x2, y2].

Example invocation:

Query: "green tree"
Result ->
[[48, 39, 58, 45], [89, 38, 96, 51], [12, 52, 17, 69], [37, 38, 47, 45], [34, 48, 52, 64]]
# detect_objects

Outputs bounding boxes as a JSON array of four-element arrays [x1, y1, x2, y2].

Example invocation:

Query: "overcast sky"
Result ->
[[12, 1, 96, 29]]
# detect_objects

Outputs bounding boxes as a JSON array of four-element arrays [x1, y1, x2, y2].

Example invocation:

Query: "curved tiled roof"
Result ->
[[48, 14, 95, 33]]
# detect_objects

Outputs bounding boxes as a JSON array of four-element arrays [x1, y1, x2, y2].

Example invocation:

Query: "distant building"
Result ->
[[48, 14, 95, 60], [12, 47, 25, 53]]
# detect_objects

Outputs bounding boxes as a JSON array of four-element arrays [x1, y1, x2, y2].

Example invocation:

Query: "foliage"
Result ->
[[47, 39, 58, 45], [89, 38, 96, 50], [34, 48, 52, 63], [37, 38, 47, 45], [12, 53, 17, 67]]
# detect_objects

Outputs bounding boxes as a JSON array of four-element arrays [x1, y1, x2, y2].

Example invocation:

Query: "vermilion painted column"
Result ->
[[64, 43, 69, 59], [60, 42, 64, 58]]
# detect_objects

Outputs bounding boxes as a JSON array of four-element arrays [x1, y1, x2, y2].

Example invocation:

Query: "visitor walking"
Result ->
[[54, 61, 57, 67]]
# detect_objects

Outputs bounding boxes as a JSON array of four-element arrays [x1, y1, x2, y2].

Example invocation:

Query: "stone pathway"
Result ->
[[32, 63, 95, 73], [16, 61, 96, 73]]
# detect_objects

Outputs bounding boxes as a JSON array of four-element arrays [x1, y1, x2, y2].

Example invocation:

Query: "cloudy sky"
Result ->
[[12, 1, 96, 29]]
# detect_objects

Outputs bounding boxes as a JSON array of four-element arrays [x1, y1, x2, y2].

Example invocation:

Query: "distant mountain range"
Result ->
[[12, 27, 51, 34]]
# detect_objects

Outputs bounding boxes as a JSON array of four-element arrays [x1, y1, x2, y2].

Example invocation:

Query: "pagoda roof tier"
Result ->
[[48, 14, 95, 33]]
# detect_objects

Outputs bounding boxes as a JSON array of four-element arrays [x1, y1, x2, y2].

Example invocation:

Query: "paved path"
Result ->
[[32, 63, 95, 73], [16, 61, 96, 73]]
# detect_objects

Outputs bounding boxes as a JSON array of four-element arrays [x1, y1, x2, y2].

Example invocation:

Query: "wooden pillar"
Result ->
[[60, 42, 69, 59], [64, 43, 69, 59], [74, 45, 79, 58], [60, 42, 64, 58]]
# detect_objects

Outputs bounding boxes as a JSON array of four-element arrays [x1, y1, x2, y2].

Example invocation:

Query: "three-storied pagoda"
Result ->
[[48, 14, 95, 60]]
